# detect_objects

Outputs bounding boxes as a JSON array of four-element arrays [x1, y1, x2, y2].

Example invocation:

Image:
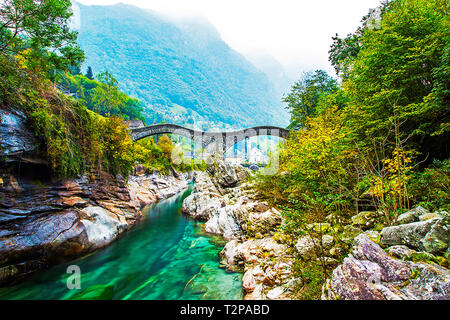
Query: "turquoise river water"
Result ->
[[0, 188, 244, 300]]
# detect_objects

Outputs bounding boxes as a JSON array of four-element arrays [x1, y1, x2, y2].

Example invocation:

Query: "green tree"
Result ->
[[283, 70, 339, 129], [85, 66, 94, 80], [157, 134, 174, 160], [0, 0, 84, 71], [91, 71, 122, 116], [69, 65, 81, 75], [328, 1, 391, 79], [342, 0, 449, 160]]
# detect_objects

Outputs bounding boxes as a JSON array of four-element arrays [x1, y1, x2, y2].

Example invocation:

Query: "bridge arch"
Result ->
[[129, 123, 290, 155]]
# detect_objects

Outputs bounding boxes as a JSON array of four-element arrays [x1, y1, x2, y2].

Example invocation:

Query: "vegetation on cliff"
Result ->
[[0, 0, 195, 178]]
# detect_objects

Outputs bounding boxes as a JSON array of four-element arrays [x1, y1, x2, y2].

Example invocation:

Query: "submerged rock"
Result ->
[[71, 284, 115, 300]]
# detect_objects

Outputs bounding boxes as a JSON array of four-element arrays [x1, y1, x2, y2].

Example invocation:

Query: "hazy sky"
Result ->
[[76, 0, 382, 78]]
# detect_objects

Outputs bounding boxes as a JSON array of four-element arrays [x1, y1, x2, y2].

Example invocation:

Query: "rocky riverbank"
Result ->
[[0, 169, 189, 285], [322, 208, 450, 300], [0, 106, 191, 285], [182, 156, 450, 300], [182, 156, 298, 300]]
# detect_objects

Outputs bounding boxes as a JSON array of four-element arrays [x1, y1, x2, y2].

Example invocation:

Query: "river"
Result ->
[[0, 188, 243, 300]]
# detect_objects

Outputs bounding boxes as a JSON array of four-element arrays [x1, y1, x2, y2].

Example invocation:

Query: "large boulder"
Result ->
[[128, 172, 188, 208], [323, 235, 450, 300], [204, 204, 243, 240], [295, 235, 319, 259], [220, 237, 287, 270], [381, 216, 449, 254], [247, 208, 282, 236], [242, 270, 256, 292], [182, 191, 222, 221], [351, 211, 382, 230], [207, 155, 238, 188], [396, 206, 429, 225], [235, 165, 250, 183], [422, 216, 450, 255], [341, 225, 364, 244]]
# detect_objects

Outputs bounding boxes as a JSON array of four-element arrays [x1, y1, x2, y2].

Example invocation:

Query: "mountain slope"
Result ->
[[74, 2, 289, 128], [245, 51, 294, 101]]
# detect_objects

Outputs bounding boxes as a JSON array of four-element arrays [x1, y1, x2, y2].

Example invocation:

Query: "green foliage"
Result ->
[[57, 70, 145, 122], [132, 135, 205, 174], [256, 104, 359, 226], [292, 259, 325, 300], [342, 0, 449, 159], [254, 3, 449, 297], [0, 0, 84, 72], [261, 0, 449, 225], [328, 1, 391, 79], [2, 52, 142, 178], [283, 70, 339, 129], [76, 3, 288, 127], [408, 159, 450, 211], [85, 66, 94, 80]]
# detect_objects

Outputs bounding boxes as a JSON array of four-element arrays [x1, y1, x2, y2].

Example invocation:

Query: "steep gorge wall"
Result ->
[[0, 108, 189, 285]]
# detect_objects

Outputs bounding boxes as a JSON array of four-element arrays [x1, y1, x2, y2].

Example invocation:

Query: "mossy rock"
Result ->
[[71, 284, 114, 300], [422, 216, 450, 255], [351, 211, 381, 230], [341, 225, 363, 244], [306, 222, 331, 233], [409, 252, 448, 268], [364, 230, 381, 245]]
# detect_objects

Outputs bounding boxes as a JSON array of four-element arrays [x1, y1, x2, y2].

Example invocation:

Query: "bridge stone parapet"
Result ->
[[129, 123, 290, 155]]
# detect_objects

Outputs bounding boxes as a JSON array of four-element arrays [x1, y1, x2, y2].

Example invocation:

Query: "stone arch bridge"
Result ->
[[128, 123, 290, 155]]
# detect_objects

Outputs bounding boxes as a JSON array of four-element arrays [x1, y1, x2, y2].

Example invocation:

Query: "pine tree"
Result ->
[[85, 66, 94, 80]]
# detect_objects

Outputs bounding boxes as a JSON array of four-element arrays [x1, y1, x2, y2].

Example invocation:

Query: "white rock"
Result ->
[[80, 205, 127, 248], [266, 286, 285, 300]]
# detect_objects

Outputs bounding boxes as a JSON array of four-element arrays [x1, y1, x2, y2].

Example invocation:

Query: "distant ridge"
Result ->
[[74, 2, 289, 129]]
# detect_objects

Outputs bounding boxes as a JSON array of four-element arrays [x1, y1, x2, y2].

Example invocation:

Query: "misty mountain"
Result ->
[[74, 2, 289, 128], [245, 51, 294, 101]]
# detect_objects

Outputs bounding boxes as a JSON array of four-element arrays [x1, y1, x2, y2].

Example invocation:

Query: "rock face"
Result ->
[[127, 172, 188, 208], [182, 171, 245, 239], [182, 162, 259, 240], [0, 170, 188, 285], [0, 108, 39, 163], [323, 234, 450, 300]]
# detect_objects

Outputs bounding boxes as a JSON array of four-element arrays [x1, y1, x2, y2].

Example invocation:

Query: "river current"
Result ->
[[0, 188, 243, 300]]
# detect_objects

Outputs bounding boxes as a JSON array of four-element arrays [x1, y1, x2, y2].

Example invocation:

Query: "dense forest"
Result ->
[[254, 0, 449, 298]]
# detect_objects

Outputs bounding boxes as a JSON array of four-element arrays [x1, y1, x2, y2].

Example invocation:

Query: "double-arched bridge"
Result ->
[[129, 123, 290, 154]]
